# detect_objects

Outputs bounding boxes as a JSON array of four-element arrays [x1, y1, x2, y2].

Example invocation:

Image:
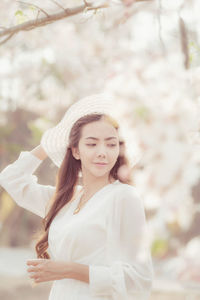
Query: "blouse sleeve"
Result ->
[[0, 151, 56, 218], [89, 185, 154, 300]]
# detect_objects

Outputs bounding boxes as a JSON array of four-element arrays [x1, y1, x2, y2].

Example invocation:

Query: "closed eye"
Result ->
[[86, 144, 116, 147]]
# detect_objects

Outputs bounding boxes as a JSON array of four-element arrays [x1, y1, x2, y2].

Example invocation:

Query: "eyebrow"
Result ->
[[85, 137, 117, 141]]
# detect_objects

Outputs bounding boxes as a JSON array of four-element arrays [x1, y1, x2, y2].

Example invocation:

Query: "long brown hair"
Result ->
[[34, 113, 133, 258]]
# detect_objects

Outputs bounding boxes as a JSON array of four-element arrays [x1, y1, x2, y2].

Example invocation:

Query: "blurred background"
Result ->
[[0, 0, 200, 299]]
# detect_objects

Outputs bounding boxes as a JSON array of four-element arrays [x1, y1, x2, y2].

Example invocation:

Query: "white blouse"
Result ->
[[0, 151, 154, 300]]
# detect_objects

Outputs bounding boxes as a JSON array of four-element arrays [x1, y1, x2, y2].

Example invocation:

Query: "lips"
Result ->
[[94, 163, 108, 165]]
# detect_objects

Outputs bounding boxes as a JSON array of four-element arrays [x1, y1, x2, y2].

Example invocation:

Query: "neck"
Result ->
[[80, 176, 115, 198]]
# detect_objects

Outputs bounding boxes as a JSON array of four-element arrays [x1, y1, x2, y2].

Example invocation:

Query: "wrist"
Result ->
[[31, 145, 48, 161], [62, 261, 73, 279], [65, 262, 89, 283]]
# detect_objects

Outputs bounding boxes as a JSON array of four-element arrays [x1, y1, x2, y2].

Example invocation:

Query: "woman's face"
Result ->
[[72, 119, 120, 180]]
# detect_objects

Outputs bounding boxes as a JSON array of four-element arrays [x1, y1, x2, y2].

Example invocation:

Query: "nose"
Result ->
[[96, 144, 107, 157]]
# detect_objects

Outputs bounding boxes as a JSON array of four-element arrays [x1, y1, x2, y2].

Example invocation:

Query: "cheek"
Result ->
[[112, 147, 120, 158], [80, 147, 95, 161], [108, 150, 119, 164]]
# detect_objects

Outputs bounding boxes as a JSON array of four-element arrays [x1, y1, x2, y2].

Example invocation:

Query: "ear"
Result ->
[[71, 147, 80, 160]]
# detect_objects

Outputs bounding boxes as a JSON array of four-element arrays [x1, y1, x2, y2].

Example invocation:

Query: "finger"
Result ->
[[26, 261, 38, 266], [29, 273, 37, 279], [27, 267, 37, 272], [30, 280, 38, 287], [28, 270, 38, 278], [35, 277, 46, 283], [26, 259, 45, 266], [34, 277, 41, 283]]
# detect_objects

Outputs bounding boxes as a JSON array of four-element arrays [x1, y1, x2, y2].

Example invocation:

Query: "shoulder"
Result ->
[[107, 182, 146, 223], [113, 181, 141, 199], [111, 181, 143, 209]]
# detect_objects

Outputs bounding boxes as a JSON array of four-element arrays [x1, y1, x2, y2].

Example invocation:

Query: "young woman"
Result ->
[[0, 95, 154, 299]]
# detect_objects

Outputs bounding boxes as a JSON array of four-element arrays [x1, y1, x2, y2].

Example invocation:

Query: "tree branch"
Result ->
[[0, 2, 108, 45], [179, 16, 189, 69], [50, 0, 67, 12], [178, 2, 189, 69], [0, 33, 15, 46], [157, 0, 167, 56], [17, 1, 50, 17]]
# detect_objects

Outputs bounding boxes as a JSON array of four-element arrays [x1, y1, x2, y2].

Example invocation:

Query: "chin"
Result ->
[[92, 172, 108, 178], [90, 168, 109, 177]]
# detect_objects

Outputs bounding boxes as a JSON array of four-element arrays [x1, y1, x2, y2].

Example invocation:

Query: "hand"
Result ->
[[30, 145, 48, 161], [26, 259, 70, 283]]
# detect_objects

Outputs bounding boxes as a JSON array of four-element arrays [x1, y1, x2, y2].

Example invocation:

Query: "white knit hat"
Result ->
[[40, 93, 138, 168]]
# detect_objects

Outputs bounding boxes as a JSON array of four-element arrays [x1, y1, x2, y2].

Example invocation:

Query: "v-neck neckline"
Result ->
[[72, 179, 119, 215]]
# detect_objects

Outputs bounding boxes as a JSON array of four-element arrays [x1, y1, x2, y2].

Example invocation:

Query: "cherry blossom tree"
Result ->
[[0, 0, 200, 288]]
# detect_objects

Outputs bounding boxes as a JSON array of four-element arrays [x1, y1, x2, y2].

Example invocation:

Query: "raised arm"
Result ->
[[0, 145, 56, 218], [30, 145, 48, 161]]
